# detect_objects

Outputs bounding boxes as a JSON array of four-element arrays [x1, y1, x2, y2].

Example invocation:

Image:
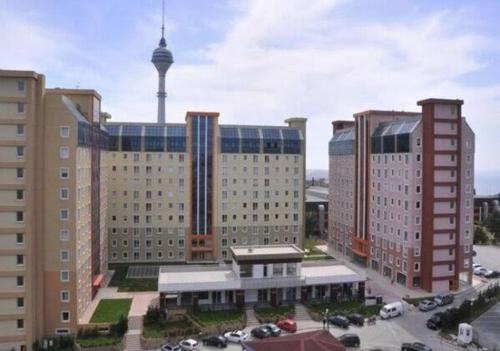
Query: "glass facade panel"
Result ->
[[241, 128, 260, 153], [166, 126, 187, 152], [121, 125, 142, 151], [107, 125, 120, 151], [220, 127, 240, 153], [144, 126, 165, 152], [262, 128, 282, 154], [397, 133, 410, 153], [382, 135, 396, 153]]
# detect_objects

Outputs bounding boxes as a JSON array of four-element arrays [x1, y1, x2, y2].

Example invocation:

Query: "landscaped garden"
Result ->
[[303, 239, 332, 261], [108, 263, 157, 292], [142, 305, 199, 339], [90, 298, 132, 323], [254, 304, 295, 323], [306, 299, 382, 320]]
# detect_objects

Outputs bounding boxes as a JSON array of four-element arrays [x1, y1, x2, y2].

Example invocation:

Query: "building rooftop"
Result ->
[[242, 329, 345, 351], [306, 186, 329, 203], [230, 244, 304, 262]]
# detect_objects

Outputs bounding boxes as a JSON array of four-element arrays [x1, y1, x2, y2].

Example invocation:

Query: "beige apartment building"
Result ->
[[105, 115, 307, 263], [329, 99, 474, 293], [0, 70, 108, 351]]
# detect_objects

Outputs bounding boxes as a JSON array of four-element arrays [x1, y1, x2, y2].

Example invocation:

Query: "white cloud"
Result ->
[[1, 0, 499, 185]]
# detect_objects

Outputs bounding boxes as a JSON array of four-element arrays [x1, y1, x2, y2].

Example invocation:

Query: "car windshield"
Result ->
[[381, 307, 389, 313]]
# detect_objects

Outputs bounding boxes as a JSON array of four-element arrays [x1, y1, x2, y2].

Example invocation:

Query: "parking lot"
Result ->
[[474, 245, 500, 272], [472, 303, 500, 349]]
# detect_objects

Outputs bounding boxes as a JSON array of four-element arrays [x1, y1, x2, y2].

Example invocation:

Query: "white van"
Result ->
[[379, 301, 404, 319]]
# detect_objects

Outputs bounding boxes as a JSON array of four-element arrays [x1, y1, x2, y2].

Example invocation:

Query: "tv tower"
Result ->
[[151, 0, 173, 124]]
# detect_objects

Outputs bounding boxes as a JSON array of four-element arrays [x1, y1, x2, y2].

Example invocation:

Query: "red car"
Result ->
[[276, 319, 297, 333]]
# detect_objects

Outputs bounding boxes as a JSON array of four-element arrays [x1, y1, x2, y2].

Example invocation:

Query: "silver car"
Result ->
[[418, 299, 437, 312]]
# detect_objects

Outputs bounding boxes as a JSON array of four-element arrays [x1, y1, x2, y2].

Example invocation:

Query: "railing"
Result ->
[[240, 275, 305, 289]]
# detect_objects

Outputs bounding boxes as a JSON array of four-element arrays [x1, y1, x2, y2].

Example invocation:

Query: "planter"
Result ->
[[75, 339, 124, 351]]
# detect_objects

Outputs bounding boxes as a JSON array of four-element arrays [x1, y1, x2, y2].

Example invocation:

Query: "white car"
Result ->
[[223, 330, 248, 343], [472, 263, 482, 269], [161, 344, 180, 351], [474, 267, 488, 276], [178, 339, 200, 351]]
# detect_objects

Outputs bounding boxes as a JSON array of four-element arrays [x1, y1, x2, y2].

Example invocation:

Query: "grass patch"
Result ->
[[143, 319, 197, 339], [307, 300, 381, 318], [77, 336, 120, 348], [108, 263, 157, 292], [303, 255, 332, 261], [90, 299, 132, 323], [255, 305, 295, 322], [189, 309, 243, 326]]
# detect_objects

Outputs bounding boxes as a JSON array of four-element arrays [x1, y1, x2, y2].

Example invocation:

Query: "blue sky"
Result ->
[[2, 0, 500, 193]]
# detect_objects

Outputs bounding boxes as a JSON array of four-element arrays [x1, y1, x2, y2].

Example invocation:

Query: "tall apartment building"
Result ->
[[328, 99, 474, 292], [0, 70, 108, 350], [106, 115, 306, 263]]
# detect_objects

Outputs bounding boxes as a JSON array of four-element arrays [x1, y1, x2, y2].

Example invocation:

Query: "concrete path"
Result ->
[[294, 303, 311, 321], [245, 307, 259, 327], [124, 316, 143, 351]]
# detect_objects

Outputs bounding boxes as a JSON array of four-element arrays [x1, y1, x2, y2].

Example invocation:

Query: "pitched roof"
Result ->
[[241, 330, 346, 351]]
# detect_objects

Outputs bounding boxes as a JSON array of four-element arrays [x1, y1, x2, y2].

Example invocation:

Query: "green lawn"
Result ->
[[143, 319, 196, 339], [189, 309, 243, 325], [77, 336, 121, 348], [108, 263, 158, 292], [255, 305, 294, 322], [307, 300, 381, 318], [90, 299, 132, 323]]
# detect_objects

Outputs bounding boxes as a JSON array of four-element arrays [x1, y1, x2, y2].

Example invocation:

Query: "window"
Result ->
[[60, 250, 69, 262], [59, 147, 69, 159], [16, 255, 24, 266], [17, 146, 24, 158], [60, 167, 69, 179], [16, 190, 24, 200], [17, 168, 24, 179], [60, 126, 70, 138], [60, 271, 69, 282], [60, 209, 69, 221], [16, 211, 24, 222], [60, 291, 70, 302], [414, 262, 420, 272], [17, 319, 24, 330], [60, 188, 69, 200], [17, 102, 25, 114], [17, 276, 24, 287], [17, 297, 24, 308], [60, 229, 69, 241], [16, 233, 24, 244], [61, 311, 70, 322], [18, 81, 25, 91], [16, 124, 25, 136]]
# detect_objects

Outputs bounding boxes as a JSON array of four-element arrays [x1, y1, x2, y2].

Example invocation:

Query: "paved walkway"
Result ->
[[245, 307, 259, 327], [294, 303, 311, 321], [124, 316, 143, 351]]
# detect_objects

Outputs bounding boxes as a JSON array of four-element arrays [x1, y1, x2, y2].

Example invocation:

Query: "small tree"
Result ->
[[112, 314, 128, 337], [474, 225, 492, 244]]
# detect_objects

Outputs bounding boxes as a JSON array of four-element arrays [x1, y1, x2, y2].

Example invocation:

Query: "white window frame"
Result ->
[[60, 188, 69, 200], [60, 126, 70, 138], [60, 290, 70, 302], [60, 250, 69, 262], [61, 311, 70, 323], [60, 209, 69, 221], [59, 146, 70, 159], [60, 270, 69, 282], [60, 167, 69, 179], [60, 229, 69, 241]]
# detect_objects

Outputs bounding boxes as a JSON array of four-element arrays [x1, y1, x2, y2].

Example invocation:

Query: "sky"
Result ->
[[1, 0, 500, 194]]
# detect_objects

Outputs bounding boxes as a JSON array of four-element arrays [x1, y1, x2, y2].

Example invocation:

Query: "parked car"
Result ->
[[426, 312, 443, 330], [276, 319, 297, 333], [472, 263, 482, 269], [328, 315, 350, 329], [338, 333, 360, 348], [474, 266, 488, 276], [202, 335, 227, 348], [179, 339, 200, 351], [161, 344, 180, 351], [379, 301, 404, 319], [346, 313, 365, 326], [251, 326, 271, 339], [418, 299, 437, 312], [223, 330, 248, 343], [434, 293, 454, 306], [484, 270, 500, 279], [401, 342, 432, 351], [262, 323, 281, 336]]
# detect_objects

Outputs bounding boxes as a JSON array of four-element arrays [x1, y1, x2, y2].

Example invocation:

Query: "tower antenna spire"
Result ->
[[151, 0, 173, 124], [161, 0, 165, 38]]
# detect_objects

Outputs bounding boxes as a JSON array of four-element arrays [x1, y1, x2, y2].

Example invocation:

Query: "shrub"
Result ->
[[144, 304, 165, 325], [112, 315, 128, 337]]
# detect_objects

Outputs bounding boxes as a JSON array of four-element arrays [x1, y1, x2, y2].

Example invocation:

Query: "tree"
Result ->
[[485, 211, 500, 242], [112, 314, 128, 337], [474, 225, 492, 244]]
